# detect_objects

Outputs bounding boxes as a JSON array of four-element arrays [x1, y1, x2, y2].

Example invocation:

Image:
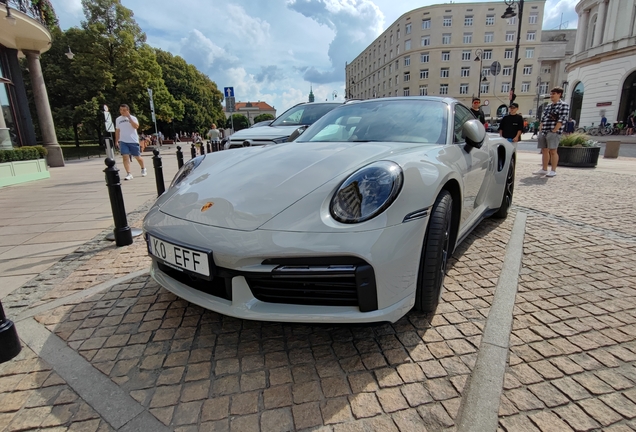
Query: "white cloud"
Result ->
[[224, 4, 272, 45], [543, 0, 579, 29]]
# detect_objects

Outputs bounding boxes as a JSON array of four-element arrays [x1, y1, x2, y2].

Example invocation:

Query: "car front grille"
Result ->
[[157, 263, 232, 301], [244, 261, 378, 312]]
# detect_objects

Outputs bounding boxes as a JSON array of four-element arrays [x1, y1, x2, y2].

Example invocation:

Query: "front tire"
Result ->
[[415, 190, 453, 314], [492, 157, 515, 219]]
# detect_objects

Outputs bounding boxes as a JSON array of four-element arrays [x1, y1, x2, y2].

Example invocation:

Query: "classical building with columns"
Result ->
[[566, 0, 636, 126], [0, 0, 64, 166]]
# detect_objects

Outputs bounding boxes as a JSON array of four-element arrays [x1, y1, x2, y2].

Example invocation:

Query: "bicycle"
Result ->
[[575, 124, 601, 136]]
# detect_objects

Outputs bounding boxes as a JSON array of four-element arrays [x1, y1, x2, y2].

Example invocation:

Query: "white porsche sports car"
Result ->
[[143, 97, 515, 324]]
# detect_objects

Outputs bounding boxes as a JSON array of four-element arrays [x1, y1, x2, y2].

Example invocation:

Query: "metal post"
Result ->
[[509, 0, 524, 103], [200, 141, 206, 155], [0, 301, 21, 363], [176, 146, 184, 169], [207, 142, 212, 153], [104, 158, 133, 247], [152, 150, 165, 197], [191, 144, 196, 159]]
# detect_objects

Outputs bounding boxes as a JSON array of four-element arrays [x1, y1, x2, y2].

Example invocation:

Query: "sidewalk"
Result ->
[[1, 149, 635, 432]]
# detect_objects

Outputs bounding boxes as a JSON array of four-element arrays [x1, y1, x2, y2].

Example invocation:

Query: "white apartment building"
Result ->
[[345, 0, 547, 119], [566, 0, 636, 126]]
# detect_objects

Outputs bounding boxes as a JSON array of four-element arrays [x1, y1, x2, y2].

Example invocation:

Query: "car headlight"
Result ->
[[170, 155, 205, 188], [272, 137, 289, 144], [330, 161, 403, 224]]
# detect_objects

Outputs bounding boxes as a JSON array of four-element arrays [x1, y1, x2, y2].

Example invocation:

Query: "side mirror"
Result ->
[[463, 119, 486, 149], [287, 125, 309, 142]]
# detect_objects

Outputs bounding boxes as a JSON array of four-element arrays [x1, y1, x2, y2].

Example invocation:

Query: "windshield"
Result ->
[[271, 103, 340, 127], [296, 99, 448, 144]]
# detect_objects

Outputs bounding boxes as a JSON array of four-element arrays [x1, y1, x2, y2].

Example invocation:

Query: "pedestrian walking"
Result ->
[[498, 103, 524, 143], [535, 87, 569, 178], [207, 124, 222, 151], [627, 113, 635, 136], [115, 104, 147, 181], [470, 98, 486, 124]]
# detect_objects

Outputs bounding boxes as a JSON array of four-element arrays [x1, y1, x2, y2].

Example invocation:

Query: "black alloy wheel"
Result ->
[[492, 158, 515, 219]]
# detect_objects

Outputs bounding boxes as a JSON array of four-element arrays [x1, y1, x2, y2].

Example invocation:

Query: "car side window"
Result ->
[[453, 105, 474, 144]]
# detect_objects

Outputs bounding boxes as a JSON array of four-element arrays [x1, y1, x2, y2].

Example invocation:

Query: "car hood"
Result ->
[[229, 125, 299, 141], [158, 141, 427, 231]]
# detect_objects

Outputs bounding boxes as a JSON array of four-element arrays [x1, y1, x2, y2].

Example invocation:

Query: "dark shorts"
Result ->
[[120, 142, 141, 157]]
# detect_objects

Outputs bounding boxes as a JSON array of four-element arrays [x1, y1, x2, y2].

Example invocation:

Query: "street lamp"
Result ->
[[501, 0, 524, 103], [535, 76, 542, 120], [332, 90, 338, 100], [473, 49, 488, 99]]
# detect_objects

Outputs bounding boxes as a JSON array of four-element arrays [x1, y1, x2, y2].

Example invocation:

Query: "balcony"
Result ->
[[0, 0, 53, 53]]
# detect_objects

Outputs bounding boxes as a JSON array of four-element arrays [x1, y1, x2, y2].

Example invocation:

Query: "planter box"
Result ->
[[557, 146, 600, 168], [0, 159, 50, 188]]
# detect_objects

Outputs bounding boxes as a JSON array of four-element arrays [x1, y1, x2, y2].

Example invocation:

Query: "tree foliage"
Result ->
[[253, 113, 275, 123], [226, 114, 250, 132]]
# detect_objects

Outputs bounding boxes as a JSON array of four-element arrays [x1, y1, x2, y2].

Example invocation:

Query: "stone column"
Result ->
[[593, 1, 607, 47], [24, 50, 64, 167], [574, 9, 590, 54]]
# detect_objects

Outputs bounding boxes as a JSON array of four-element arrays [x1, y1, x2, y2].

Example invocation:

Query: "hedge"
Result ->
[[0, 146, 48, 163]]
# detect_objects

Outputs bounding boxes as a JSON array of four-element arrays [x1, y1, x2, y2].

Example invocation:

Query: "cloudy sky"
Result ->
[[50, 0, 578, 114]]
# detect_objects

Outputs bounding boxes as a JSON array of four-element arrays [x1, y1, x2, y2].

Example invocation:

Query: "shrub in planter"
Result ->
[[0, 146, 47, 163], [557, 133, 600, 167]]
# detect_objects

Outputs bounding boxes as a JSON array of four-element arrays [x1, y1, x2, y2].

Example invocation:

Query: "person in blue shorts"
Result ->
[[115, 104, 147, 180]]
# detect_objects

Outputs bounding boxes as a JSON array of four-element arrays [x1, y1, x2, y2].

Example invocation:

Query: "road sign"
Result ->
[[226, 97, 236, 113], [103, 111, 115, 132], [224, 87, 234, 98], [490, 61, 502, 76], [483, 100, 489, 106]]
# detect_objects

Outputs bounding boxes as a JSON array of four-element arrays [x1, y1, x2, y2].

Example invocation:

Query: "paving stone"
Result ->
[[292, 402, 322, 430], [321, 397, 353, 424], [425, 378, 458, 401], [572, 372, 616, 395], [527, 382, 569, 408], [348, 393, 382, 419], [599, 393, 636, 419], [577, 398, 623, 427], [499, 414, 541, 431], [230, 391, 259, 415], [348, 372, 378, 394], [263, 385, 292, 409], [555, 403, 601, 432]]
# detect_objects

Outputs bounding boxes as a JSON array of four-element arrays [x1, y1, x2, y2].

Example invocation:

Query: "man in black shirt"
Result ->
[[470, 98, 486, 124], [498, 103, 524, 143]]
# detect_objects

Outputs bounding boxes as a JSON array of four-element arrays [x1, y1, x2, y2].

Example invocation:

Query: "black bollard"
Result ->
[[200, 142, 206, 155], [104, 158, 133, 247], [152, 149, 166, 197], [176, 146, 184, 169], [190, 143, 196, 159], [0, 301, 21, 363], [207, 142, 212, 153]]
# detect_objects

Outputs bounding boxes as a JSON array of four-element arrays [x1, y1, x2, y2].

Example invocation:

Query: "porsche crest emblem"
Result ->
[[201, 202, 214, 212]]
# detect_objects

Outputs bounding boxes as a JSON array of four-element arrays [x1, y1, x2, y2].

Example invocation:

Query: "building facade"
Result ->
[[224, 101, 276, 125], [536, 29, 576, 116], [0, 0, 64, 166], [345, 0, 548, 119], [566, 0, 636, 126]]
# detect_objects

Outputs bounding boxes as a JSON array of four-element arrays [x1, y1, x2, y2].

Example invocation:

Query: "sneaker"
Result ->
[[141, 168, 147, 177], [533, 169, 548, 175], [124, 173, 133, 181], [546, 171, 557, 177]]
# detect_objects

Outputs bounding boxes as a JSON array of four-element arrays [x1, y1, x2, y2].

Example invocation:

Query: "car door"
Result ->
[[452, 104, 490, 226]]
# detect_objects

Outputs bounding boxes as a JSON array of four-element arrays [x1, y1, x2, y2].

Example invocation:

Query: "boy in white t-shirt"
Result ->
[[115, 104, 146, 180]]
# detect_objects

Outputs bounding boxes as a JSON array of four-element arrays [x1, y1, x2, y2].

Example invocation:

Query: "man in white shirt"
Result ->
[[115, 104, 146, 180]]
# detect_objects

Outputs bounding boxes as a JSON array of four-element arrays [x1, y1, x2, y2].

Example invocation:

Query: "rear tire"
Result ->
[[492, 158, 515, 219], [414, 191, 453, 314]]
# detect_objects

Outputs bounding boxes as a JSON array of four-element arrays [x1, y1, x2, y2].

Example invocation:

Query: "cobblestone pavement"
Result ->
[[1, 153, 635, 431]]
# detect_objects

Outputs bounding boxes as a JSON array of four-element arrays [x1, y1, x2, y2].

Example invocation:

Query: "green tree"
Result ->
[[226, 114, 250, 131], [253, 113, 275, 123]]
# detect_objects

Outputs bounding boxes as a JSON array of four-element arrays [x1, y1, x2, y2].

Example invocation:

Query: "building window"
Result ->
[[390, 50, 393, 59], [529, 13, 538, 24], [462, 50, 471, 61], [463, 33, 473, 43], [421, 36, 430, 46], [465, 16, 473, 26], [391, 34, 394, 44], [442, 51, 450, 61], [440, 84, 449, 94], [482, 67, 491, 77], [442, 34, 451, 44], [508, 17, 516, 25], [406, 23, 412, 34], [502, 66, 512, 76], [542, 67, 551, 74], [459, 83, 469, 94], [527, 31, 536, 41], [525, 48, 534, 58], [504, 49, 514, 59], [422, 19, 431, 29], [486, 15, 495, 25], [441, 68, 450, 78], [404, 56, 410, 66], [395, 60, 399, 70], [404, 88, 410, 96], [397, 45, 400, 55], [420, 69, 429, 79], [461, 67, 470, 77], [383, 68, 386, 77], [443, 16, 452, 26], [421, 52, 429, 63], [483, 49, 492, 60], [419, 85, 428, 95], [502, 82, 510, 92], [523, 65, 532, 75], [396, 74, 399, 84], [397, 29, 400, 40], [389, 78, 392, 87], [540, 83, 549, 94], [389, 64, 393, 73], [521, 82, 530, 92], [485, 32, 494, 43], [404, 72, 410, 82], [383, 81, 386, 90], [506, 31, 515, 42], [405, 40, 411, 50], [481, 82, 490, 94]]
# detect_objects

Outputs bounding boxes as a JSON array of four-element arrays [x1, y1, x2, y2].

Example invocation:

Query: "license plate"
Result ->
[[148, 235, 210, 277]]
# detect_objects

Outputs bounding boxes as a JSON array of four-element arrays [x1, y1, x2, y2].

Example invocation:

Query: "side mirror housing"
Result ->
[[463, 119, 486, 149]]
